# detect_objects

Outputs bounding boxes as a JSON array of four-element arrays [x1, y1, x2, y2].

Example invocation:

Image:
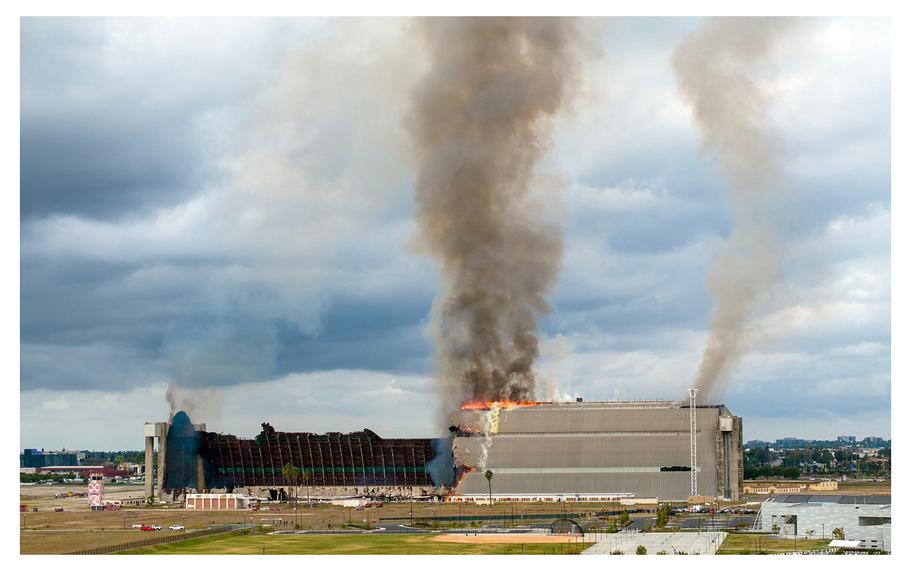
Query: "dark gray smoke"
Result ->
[[165, 382, 224, 425], [426, 437, 455, 486], [673, 17, 795, 400], [408, 18, 581, 410]]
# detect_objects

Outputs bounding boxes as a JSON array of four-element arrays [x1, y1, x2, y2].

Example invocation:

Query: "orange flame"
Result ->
[[460, 400, 544, 411], [453, 466, 475, 488]]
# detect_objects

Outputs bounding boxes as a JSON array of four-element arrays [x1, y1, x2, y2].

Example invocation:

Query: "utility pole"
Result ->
[[688, 388, 698, 497]]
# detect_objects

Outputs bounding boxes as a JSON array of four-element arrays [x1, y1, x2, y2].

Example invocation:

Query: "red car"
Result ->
[[140, 525, 161, 531]]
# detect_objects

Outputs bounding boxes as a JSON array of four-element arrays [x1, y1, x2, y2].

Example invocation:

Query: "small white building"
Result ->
[[757, 495, 890, 551], [185, 493, 251, 511]]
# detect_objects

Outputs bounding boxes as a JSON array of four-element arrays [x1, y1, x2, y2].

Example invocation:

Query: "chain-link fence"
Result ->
[[66, 524, 246, 555]]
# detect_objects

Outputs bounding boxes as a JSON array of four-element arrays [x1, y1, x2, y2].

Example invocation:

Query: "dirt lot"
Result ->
[[21, 483, 146, 511], [21, 530, 164, 555]]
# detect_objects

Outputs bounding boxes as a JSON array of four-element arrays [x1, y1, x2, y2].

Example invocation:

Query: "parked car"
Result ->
[[168, 525, 185, 531], [140, 525, 155, 531], [150, 525, 162, 530], [131, 524, 144, 529]]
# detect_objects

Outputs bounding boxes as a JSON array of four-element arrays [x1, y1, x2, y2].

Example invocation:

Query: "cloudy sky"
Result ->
[[20, 17, 890, 450]]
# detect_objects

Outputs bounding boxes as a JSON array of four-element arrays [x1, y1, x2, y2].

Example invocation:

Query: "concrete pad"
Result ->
[[582, 531, 727, 555]]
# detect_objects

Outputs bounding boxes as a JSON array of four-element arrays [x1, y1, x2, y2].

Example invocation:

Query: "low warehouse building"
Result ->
[[185, 493, 251, 510], [744, 479, 838, 494], [756, 494, 891, 551]]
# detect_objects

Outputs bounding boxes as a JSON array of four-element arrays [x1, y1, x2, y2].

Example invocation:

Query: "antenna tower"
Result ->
[[688, 388, 698, 496]]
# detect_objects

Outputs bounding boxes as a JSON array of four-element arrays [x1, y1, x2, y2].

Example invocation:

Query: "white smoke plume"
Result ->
[[672, 17, 797, 401]]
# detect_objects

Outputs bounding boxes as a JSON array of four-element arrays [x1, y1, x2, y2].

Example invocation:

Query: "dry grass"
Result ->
[[718, 534, 829, 554], [832, 480, 891, 495], [20, 530, 165, 555], [433, 534, 583, 544]]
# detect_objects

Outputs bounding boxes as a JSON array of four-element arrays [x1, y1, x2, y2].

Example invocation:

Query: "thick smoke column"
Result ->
[[673, 18, 794, 400], [408, 18, 581, 409], [165, 382, 223, 425]]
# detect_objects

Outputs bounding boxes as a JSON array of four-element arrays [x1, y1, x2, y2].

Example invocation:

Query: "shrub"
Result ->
[[636, 545, 647, 555]]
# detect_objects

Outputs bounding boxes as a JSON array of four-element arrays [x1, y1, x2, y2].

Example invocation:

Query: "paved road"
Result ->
[[669, 514, 755, 530]]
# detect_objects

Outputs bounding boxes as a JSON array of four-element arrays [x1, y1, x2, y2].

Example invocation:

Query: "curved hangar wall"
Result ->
[[450, 401, 743, 502]]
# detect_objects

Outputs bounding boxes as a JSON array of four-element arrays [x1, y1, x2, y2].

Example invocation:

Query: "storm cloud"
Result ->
[[20, 17, 890, 447]]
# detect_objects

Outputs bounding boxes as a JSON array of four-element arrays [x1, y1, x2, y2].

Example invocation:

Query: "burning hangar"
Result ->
[[449, 400, 743, 502], [145, 399, 743, 504]]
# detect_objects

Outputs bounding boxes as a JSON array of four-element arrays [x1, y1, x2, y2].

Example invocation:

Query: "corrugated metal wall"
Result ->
[[453, 403, 741, 500]]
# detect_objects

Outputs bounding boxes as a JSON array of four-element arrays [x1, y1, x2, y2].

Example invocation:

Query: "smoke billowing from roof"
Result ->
[[408, 18, 581, 413], [673, 17, 796, 400], [165, 383, 224, 425]]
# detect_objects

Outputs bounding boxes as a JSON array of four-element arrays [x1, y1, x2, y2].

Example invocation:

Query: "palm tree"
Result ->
[[484, 470, 494, 508], [302, 470, 312, 508], [282, 463, 300, 528]]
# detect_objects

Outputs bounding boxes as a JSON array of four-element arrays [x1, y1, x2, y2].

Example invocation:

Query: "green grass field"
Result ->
[[717, 534, 829, 554], [120, 532, 591, 555]]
